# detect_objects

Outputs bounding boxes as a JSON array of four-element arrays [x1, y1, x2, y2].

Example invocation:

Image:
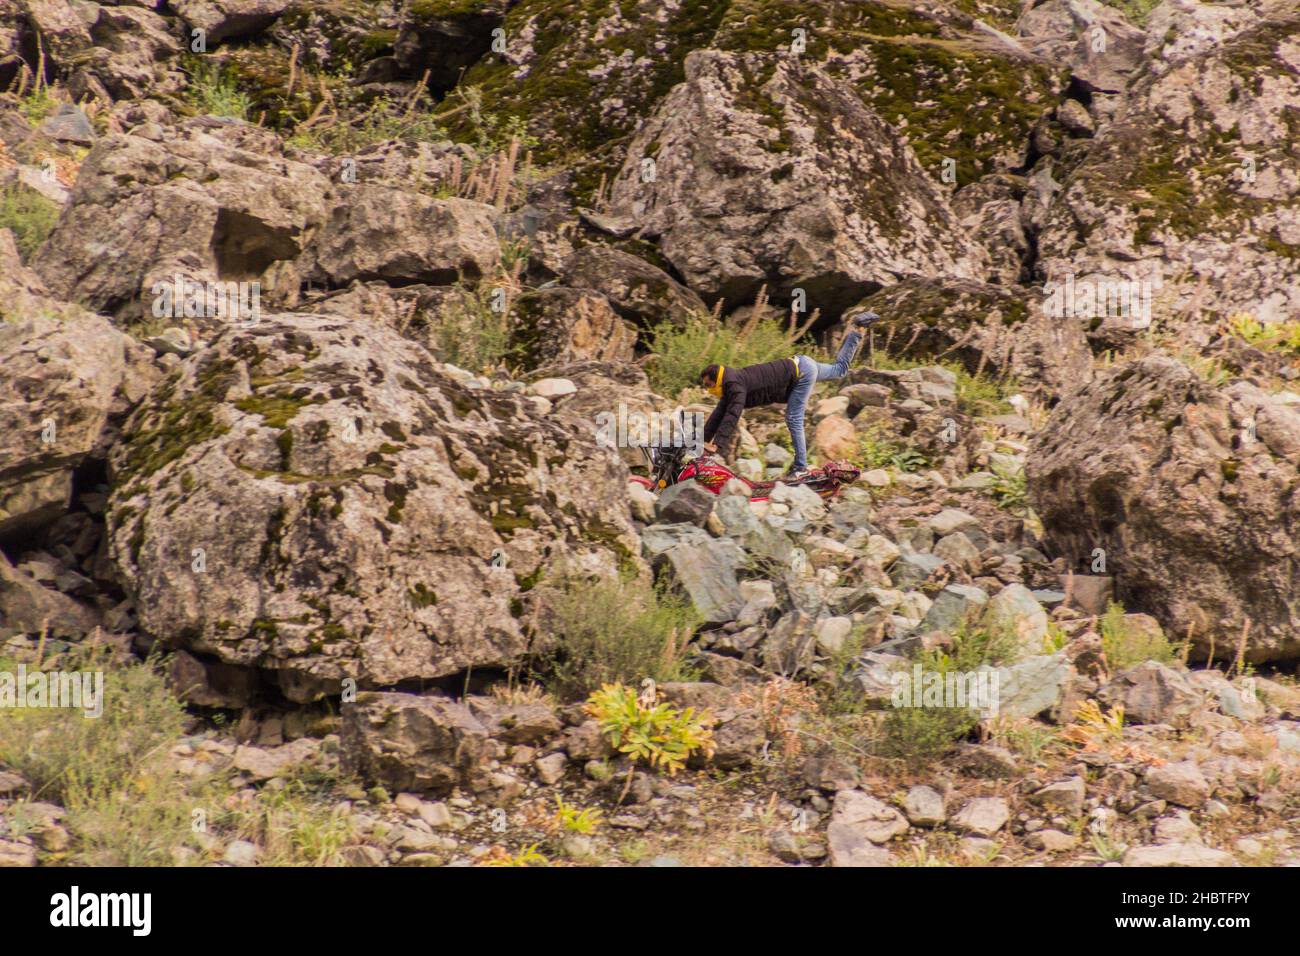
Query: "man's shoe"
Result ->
[[851, 310, 880, 329], [779, 468, 811, 483]]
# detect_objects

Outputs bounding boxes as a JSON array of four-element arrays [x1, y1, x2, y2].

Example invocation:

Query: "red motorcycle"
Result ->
[[631, 444, 861, 502]]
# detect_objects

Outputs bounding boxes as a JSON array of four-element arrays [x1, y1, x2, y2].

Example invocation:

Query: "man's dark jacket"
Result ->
[[703, 358, 798, 451]]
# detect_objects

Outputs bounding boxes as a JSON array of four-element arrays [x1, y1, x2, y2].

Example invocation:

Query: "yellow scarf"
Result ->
[[707, 365, 725, 397]]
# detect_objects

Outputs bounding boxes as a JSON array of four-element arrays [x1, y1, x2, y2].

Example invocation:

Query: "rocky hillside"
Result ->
[[0, 0, 1298, 868]]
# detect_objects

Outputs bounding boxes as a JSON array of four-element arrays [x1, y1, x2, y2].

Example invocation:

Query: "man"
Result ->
[[700, 311, 880, 481]]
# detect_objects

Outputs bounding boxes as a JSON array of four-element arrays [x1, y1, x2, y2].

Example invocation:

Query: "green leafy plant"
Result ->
[[989, 460, 1028, 512], [20, 86, 60, 126], [584, 683, 715, 799], [1099, 601, 1179, 670], [0, 185, 60, 260], [552, 796, 603, 835], [647, 307, 815, 398], [873, 615, 1022, 765], [186, 60, 252, 120], [484, 843, 548, 867], [540, 574, 699, 699], [1227, 311, 1300, 358], [853, 425, 927, 473]]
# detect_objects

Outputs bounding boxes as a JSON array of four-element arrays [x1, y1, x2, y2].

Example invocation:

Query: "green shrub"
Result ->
[[989, 460, 1028, 512], [584, 682, 715, 777], [422, 283, 518, 373], [0, 185, 59, 259], [872, 616, 1021, 765], [288, 92, 448, 153], [186, 60, 252, 120], [540, 574, 700, 699], [20, 87, 59, 126], [1100, 0, 1162, 25], [648, 312, 810, 397], [0, 651, 361, 866], [869, 351, 1015, 416], [853, 424, 928, 473], [0, 651, 186, 804], [1099, 601, 1179, 670]]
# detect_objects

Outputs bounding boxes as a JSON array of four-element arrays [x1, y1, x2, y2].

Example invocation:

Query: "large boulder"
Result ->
[[1035, 8, 1300, 335], [1028, 356, 1300, 662], [853, 278, 1092, 399], [0, 310, 154, 541], [608, 50, 989, 314], [31, 120, 334, 325], [67, 4, 185, 102], [1016, 0, 1148, 94], [340, 692, 491, 795], [106, 312, 641, 698], [509, 287, 637, 369], [559, 246, 707, 329], [301, 185, 500, 287], [173, 0, 291, 44]]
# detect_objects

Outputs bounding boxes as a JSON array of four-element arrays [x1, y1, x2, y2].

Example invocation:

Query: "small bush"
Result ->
[[584, 682, 715, 777], [0, 651, 186, 804], [540, 574, 699, 699], [20, 87, 59, 126], [872, 616, 1021, 765], [869, 352, 1015, 416], [186, 61, 252, 120], [1226, 311, 1300, 358], [648, 312, 811, 397], [552, 796, 603, 835], [421, 283, 518, 373], [0, 185, 59, 259], [1099, 601, 1179, 670], [989, 461, 1028, 512], [0, 652, 361, 866], [288, 92, 448, 154], [853, 424, 927, 473]]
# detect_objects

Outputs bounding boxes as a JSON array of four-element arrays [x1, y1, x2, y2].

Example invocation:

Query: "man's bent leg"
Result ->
[[786, 357, 818, 471], [813, 330, 863, 381]]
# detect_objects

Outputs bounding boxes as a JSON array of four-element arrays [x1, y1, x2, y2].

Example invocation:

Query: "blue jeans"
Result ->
[[786, 331, 862, 470]]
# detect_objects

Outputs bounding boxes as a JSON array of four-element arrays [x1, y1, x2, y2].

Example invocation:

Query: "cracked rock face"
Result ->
[[1028, 355, 1300, 662], [609, 50, 990, 315], [106, 312, 640, 697], [31, 120, 334, 326], [1035, 9, 1300, 337]]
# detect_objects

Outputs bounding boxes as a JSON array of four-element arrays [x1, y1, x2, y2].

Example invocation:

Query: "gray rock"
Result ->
[[654, 480, 717, 525], [951, 797, 1010, 837], [918, 584, 988, 634], [656, 535, 746, 624], [1145, 761, 1210, 808], [1122, 843, 1234, 867], [39, 105, 95, 145], [1062, 573, 1113, 616], [534, 752, 567, 786], [1098, 661, 1202, 725], [1031, 776, 1086, 817], [340, 693, 491, 796], [902, 785, 946, 827], [986, 583, 1050, 650], [890, 550, 944, 589], [1026, 829, 1078, 852], [829, 790, 909, 845], [222, 840, 259, 867], [992, 653, 1072, 719], [927, 508, 980, 536]]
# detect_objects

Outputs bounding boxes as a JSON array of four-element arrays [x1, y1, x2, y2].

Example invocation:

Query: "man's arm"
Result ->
[[709, 381, 747, 452], [703, 396, 726, 443]]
